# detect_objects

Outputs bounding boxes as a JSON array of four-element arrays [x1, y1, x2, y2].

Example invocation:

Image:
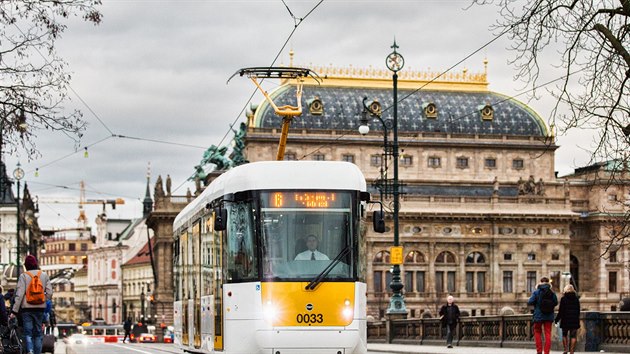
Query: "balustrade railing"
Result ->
[[367, 312, 630, 352]]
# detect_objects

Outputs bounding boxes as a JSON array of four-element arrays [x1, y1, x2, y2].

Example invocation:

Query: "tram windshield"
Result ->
[[259, 190, 355, 281]]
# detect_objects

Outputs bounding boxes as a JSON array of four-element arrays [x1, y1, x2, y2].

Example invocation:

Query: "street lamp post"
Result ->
[[140, 286, 146, 323], [384, 41, 407, 315], [358, 97, 389, 201], [13, 162, 24, 278]]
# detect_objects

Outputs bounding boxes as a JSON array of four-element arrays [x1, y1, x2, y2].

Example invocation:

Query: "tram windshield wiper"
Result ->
[[305, 246, 351, 290]]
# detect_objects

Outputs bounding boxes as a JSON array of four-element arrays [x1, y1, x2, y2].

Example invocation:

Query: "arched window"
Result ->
[[374, 251, 390, 264], [405, 251, 425, 264], [466, 252, 486, 264], [436, 251, 456, 264], [570, 254, 579, 291]]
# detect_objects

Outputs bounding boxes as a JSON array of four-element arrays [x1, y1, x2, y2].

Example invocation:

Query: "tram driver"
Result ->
[[294, 234, 329, 261]]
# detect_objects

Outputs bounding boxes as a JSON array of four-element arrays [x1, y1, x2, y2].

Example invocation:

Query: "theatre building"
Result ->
[[241, 57, 629, 318]]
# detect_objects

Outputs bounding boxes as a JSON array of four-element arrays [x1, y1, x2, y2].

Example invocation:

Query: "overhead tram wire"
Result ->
[[5, 14, 116, 136], [27, 179, 141, 203], [172, 0, 325, 194], [25, 135, 113, 174], [300, 23, 574, 161], [299, 68, 571, 161], [113, 134, 207, 150], [40, 202, 76, 226], [383, 24, 515, 116], [298, 24, 514, 160], [301, 69, 576, 162], [83, 181, 143, 201], [381, 68, 588, 172], [17, 1, 325, 193], [216, 0, 325, 149]]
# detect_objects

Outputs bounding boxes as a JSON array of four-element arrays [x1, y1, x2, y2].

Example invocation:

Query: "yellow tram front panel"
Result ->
[[261, 282, 355, 327]]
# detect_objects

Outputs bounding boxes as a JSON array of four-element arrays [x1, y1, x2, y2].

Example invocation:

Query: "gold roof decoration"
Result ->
[[298, 59, 490, 92]]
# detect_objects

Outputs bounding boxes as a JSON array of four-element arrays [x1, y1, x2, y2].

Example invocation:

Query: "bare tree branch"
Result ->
[[472, 0, 630, 256], [0, 0, 102, 159]]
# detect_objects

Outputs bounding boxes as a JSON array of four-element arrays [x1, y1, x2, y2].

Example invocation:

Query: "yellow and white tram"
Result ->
[[173, 161, 372, 354]]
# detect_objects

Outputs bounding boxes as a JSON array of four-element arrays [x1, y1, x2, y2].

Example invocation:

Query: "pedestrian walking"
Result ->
[[439, 295, 460, 348], [122, 317, 132, 343], [555, 284, 580, 354], [0, 285, 8, 327], [527, 277, 558, 354], [8, 255, 53, 354], [4, 289, 15, 310], [43, 299, 52, 327]]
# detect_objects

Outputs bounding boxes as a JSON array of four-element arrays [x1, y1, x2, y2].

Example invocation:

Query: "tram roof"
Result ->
[[174, 161, 367, 231]]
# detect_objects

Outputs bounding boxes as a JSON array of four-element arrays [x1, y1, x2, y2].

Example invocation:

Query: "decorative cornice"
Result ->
[[296, 63, 489, 91]]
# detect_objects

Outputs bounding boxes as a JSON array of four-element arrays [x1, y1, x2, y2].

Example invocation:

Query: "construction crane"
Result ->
[[38, 180, 125, 228]]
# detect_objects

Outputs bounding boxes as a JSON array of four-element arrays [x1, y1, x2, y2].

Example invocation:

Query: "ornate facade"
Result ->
[[88, 176, 155, 324], [122, 239, 156, 323], [1, 162, 42, 289], [0, 161, 18, 286], [241, 59, 629, 318], [73, 266, 89, 323], [145, 174, 189, 330]]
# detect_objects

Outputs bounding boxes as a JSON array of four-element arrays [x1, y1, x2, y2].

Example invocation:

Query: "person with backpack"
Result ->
[[555, 284, 581, 354], [527, 277, 558, 354], [8, 255, 53, 354]]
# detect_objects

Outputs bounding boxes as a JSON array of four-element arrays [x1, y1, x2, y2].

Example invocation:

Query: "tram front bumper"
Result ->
[[255, 328, 360, 354]]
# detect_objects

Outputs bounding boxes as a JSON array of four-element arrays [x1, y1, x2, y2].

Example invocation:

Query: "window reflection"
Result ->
[[260, 191, 354, 280], [226, 202, 258, 282]]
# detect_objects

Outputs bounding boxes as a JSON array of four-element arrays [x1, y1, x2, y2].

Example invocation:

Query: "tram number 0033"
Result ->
[[296, 313, 324, 324]]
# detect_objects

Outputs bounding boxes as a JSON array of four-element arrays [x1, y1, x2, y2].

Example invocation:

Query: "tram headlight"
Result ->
[[263, 301, 278, 322], [342, 299, 353, 319]]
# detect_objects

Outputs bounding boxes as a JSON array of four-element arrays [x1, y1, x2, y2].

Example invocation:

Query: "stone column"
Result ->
[[146, 194, 187, 339]]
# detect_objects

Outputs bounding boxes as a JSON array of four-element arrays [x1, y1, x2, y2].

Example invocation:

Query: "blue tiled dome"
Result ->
[[253, 85, 547, 137]]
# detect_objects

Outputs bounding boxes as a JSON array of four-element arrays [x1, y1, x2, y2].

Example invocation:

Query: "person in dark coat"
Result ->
[[123, 317, 132, 343], [527, 277, 558, 354], [0, 285, 8, 326], [439, 295, 461, 348], [5, 288, 15, 309], [555, 284, 581, 354]]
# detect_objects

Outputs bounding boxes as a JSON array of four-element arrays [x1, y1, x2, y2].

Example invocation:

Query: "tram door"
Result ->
[[192, 222, 202, 349], [181, 231, 189, 346], [213, 212, 224, 351], [201, 217, 214, 352]]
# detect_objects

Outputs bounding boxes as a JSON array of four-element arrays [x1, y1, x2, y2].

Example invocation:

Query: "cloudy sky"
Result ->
[[4, 0, 594, 230]]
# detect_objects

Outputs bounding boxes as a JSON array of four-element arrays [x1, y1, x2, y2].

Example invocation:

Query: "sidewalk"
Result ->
[[367, 343, 624, 354]]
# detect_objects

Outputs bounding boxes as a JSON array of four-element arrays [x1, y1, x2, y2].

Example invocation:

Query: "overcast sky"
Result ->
[[4, 0, 595, 230]]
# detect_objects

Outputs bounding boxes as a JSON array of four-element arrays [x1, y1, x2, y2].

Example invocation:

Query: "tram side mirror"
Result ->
[[359, 192, 371, 202], [214, 207, 228, 231], [373, 210, 385, 233]]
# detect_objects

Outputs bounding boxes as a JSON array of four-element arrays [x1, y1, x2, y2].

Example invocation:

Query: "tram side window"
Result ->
[[173, 238, 181, 301], [201, 216, 214, 296], [226, 202, 258, 282]]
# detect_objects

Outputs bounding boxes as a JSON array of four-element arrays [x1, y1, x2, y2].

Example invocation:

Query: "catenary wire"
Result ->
[[300, 68, 584, 160], [172, 0, 325, 194], [15, 1, 325, 190], [299, 24, 515, 159], [2, 9, 116, 136]]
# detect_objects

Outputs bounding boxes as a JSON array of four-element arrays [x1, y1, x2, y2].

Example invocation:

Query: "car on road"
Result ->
[[137, 333, 157, 343], [163, 326, 174, 343], [64, 333, 89, 345]]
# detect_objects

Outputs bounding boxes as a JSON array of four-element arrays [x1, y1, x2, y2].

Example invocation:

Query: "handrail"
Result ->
[[367, 312, 630, 352]]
